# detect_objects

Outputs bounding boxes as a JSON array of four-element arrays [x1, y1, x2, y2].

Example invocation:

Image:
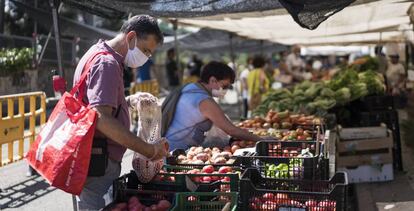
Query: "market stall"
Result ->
[[49, 1, 413, 211]]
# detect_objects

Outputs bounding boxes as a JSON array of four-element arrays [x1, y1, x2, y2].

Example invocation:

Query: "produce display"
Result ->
[[253, 68, 386, 116], [264, 158, 306, 179], [153, 165, 236, 184], [110, 196, 171, 211], [238, 110, 322, 129], [258, 141, 319, 158], [248, 193, 336, 211], [175, 144, 255, 165], [252, 128, 314, 141]]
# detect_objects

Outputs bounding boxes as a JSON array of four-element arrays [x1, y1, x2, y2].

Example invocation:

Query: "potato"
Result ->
[[231, 145, 240, 154], [186, 153, 194, 160], [157, 200, 171, 211], [195, 153, 209, 162], [194, 147, 203, 154], [177, 155, 186, 162], [203, 147, 212, 154], [220, 151, 232, 159], [212, 153, 224, 160], [214, 157, 226, 164]]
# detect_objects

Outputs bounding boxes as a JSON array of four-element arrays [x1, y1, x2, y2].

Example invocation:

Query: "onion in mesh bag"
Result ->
[[130, 93, 164, 183]]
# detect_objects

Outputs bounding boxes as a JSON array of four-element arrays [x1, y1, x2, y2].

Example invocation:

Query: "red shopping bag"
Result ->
[[26, 51, 110, 195]]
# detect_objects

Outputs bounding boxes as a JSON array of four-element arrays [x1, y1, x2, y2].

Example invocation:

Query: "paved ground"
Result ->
[[354, 110, 414, 211], [0, 149, 135, 211]]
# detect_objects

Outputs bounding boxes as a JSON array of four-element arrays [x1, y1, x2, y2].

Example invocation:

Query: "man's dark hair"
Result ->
[[120, 15, 164, 44], [167, 48, 175, 57], [252, 55, 266, 68], [200, 61, 235, 84]]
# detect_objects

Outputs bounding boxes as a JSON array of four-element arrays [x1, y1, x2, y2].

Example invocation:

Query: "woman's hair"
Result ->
[[200, 61, 235, 84], [252, 55, 266, 68]]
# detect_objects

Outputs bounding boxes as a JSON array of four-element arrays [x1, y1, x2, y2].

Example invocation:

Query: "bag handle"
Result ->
[[69, 51, 111, 100]]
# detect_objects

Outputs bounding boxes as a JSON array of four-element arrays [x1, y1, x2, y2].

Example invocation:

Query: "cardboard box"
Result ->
[[337, 164, 394, 183], [338, 124, 387, 140]]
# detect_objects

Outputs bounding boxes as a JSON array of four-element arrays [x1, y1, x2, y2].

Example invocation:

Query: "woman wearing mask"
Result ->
[[163, 61, 261, 151]]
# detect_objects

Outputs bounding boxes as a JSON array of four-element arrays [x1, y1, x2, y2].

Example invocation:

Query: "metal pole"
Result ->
[[38, 3, 63, 66], [229, 33, 235, 69], [33, 0, 38, 67], [260, 40, 264, 55], [50, 0, 64, 77], [34, 0, 38, 35], [172, 19, 181, 84], [0, 0, 4, 34]]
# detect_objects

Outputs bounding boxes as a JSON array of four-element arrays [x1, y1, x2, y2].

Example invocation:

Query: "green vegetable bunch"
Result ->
[[252, 56, 386, 116], [0, 48, 33, 75]]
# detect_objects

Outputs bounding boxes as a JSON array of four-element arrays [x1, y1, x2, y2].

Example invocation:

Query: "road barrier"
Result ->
[[0, 92, 46, 166]]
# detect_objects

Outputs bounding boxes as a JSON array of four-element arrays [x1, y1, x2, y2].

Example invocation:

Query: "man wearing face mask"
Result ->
[[163, 61, 261, 151], [72, 15, 169, 210]]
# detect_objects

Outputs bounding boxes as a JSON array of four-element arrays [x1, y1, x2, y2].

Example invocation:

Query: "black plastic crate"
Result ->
[[359, 110, 398, 127], [166, 148, 252, 168], [238, 155, 326, 180], [113, 166, 240, 194], [354, 95, 395, 111], [171, 192, 238, 211], [239, 168, 348, 211], [106, 188, 176, 211], [255, 140, 322, 157]]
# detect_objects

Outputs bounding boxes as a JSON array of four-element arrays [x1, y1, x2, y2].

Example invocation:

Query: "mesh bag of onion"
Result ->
[[131, 94, 164, 183]]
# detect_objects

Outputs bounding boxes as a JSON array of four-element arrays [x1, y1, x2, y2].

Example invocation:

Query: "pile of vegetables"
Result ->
[[253, 128, 314, 141], [238, 110, 322, 129], [254, 66, 386, 116], [249, 193, 336, 211], [110, 196, 171, 211], [264, 157, 311, 179]]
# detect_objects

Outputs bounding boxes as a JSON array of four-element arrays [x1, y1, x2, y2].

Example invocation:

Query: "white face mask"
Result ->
[[212, 88, 227, 98], [124, 37, 148, 68]]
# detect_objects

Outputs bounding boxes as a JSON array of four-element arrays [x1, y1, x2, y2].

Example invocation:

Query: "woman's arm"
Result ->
[[200, 98, 261, 142]]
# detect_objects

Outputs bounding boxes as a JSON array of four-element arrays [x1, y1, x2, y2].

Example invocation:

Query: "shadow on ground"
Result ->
[[0, 175, 56, 209]]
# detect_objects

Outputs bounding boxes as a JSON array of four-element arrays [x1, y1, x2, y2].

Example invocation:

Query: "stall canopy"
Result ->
[[179, 0, 414, 45], [10, 0, 117, 40], [161, 28, 288, 54], [62, 0, 356, 30]]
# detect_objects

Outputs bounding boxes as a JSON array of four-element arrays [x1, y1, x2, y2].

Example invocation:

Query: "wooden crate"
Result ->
[[336, 130, 393, 167], [338, 124, 387, 140]]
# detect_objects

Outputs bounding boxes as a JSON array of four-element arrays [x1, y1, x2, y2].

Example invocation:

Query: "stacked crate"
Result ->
[[336, 125, 394, 183]]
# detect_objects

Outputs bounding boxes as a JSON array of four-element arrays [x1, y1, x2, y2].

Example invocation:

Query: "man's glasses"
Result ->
[[221, 83, 233, 90], [136, 39, 153, 58], [142, 48, 152, 58]]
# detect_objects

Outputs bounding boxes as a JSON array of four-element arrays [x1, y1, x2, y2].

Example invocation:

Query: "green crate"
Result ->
[[170, 192, 238, 211]]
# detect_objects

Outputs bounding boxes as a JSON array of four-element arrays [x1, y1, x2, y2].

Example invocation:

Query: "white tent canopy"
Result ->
[[180, 0, 414, 45]]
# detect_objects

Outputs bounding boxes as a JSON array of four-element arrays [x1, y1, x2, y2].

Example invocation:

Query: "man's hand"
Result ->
[[148, 137, 170, 161]]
